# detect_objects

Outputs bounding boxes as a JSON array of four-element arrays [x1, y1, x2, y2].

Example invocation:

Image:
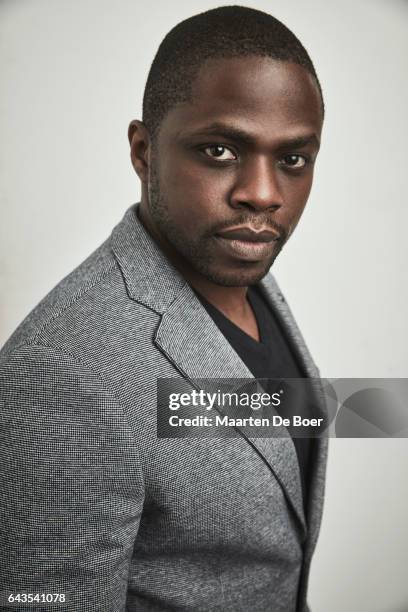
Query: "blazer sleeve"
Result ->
[[0, 344, 144, 612]]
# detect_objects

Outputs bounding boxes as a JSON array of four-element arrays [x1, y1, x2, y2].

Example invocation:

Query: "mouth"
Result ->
[[213, 225, 281, 261], [216, 226, 281, 243], [214, 236, 278, 261]]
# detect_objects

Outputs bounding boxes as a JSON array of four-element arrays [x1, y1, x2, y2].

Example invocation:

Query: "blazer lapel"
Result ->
[[258, 274, 329, 554], [154, 282, 307, 535]]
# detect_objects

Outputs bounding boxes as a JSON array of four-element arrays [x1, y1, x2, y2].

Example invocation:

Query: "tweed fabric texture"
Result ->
[[0, 204, 328, 611]]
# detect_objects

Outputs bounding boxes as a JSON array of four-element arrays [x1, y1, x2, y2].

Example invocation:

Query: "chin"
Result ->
[[199, 261, 274, 287]]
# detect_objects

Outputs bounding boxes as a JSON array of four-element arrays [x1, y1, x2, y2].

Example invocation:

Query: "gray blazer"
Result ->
[[0, 204, 328, 612]]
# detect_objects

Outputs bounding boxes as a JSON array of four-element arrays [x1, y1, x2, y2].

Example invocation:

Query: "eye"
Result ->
[[202, 145, 237, 161], [280, 154, 308, 169]]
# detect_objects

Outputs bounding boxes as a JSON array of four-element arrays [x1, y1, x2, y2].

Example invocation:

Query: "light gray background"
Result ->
[[1, 1, 407, 610]]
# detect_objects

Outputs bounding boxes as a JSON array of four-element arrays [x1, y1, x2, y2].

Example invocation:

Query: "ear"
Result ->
[[128, 120, 151, 183]]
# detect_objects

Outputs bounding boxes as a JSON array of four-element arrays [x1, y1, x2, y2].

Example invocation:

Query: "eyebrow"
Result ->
[[179, 121, 320, 150]]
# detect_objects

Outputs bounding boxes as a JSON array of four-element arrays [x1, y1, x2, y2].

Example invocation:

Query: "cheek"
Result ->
[[159, 159, 232, 224], [282, 174, 313, 216]]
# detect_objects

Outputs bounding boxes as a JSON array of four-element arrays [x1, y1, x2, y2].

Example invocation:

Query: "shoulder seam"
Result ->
[[5, 342, 140, 456], [2, 342, 146, 489], [27, 262, 117, 346], [14, 342, 113, 387]]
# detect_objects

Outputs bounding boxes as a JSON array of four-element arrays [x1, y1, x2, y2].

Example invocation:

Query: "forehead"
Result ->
[[160, 55, 323, 144]]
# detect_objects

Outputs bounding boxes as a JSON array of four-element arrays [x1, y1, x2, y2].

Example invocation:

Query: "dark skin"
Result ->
[[129, 56, 323, 341]]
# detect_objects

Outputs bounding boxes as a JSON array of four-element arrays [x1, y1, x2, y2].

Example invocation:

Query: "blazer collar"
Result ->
[[111, 203, 326, 538], [110, 203, 186, 313]]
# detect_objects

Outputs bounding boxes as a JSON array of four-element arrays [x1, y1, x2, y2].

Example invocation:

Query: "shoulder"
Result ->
[[0, 234, 157, 367]]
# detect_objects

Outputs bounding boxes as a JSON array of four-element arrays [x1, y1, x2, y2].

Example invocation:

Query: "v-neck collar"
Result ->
[[194, 286, 268, 348]]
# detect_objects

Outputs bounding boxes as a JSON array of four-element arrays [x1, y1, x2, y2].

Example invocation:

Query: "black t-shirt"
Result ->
[[196, 285, 314, 516]]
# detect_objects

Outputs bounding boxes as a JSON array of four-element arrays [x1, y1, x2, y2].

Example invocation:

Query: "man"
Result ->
[[0, 6, 327, 612]]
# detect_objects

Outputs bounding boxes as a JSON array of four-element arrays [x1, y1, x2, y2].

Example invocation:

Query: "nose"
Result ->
[[230, 156, 284, 212]]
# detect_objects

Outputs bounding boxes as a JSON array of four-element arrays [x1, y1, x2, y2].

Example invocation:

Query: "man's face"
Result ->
[[147, 55, 323, 287]]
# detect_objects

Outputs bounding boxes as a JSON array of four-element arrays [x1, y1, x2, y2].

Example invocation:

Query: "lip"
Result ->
[[214, 235, 278, 261], [216, 226, 280, 243]]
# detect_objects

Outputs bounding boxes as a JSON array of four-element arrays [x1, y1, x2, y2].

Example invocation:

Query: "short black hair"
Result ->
[[142, 5, 324, 138]]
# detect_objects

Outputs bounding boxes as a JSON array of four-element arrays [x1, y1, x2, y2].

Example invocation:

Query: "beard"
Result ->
[[147, 162, 287, 287]]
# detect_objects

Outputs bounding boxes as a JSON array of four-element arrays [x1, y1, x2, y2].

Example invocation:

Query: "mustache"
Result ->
[[208, 216, 288, 243]]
